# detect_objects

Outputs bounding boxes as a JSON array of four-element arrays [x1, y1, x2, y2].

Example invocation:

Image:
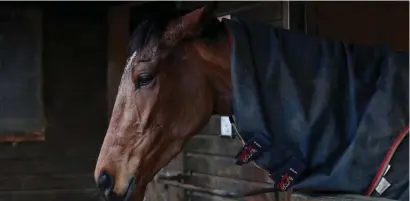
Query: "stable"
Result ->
[[0, 2, 408, 201]]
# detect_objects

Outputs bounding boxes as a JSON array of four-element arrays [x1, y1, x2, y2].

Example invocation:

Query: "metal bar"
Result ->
[[157, 173, 399, 201], [159, 180, 242, 198], [156, 173, 188, 181], [157, 173, 280, 198]]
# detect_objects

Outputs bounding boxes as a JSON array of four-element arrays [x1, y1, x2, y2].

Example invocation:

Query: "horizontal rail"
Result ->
[[157, 172, 279, 198], [159, 180, 241, 198], [291, 193, 397, 201], [157, 172, 398, 201]]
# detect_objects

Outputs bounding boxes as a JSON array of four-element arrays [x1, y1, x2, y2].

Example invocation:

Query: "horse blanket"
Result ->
[[222, 17, 409, 200]]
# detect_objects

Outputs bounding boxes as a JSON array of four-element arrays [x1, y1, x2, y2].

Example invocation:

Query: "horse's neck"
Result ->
[[194, 34, 233, 116], [211, 60, 233, 116], [213, 89, 232, 116]]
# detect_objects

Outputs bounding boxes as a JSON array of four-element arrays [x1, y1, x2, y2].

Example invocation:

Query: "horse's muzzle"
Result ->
[[97, 172, 136, 201]]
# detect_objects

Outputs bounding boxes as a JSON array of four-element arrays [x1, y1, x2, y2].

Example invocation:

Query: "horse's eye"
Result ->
[[134, 73, 154, 90]]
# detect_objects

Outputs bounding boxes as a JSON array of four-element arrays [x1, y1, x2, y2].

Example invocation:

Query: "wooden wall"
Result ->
[[0, 4, 108, 201], [305, 1, 409, 51]]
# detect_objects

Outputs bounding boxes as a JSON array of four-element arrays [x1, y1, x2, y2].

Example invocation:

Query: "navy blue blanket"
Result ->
[[223, 18, 409, 200]]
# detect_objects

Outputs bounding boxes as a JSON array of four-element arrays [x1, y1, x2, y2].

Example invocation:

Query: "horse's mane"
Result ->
[[129, 8, 226, 54]]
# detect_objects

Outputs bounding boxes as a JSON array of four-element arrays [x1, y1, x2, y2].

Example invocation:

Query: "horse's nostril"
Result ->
[[97, 172, 114, 192]]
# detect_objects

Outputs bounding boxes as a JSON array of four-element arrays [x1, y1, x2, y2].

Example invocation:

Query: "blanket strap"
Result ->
[[364, 125, 409, 196], [229, 115, 306, 191]]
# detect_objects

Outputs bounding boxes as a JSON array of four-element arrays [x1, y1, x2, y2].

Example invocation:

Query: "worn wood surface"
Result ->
[[290, 194, 397, 201], [0, 132, 45, 143], [0, 7, 45, 141], [0, 3, 108, 201], [305, 1, 409, 51]]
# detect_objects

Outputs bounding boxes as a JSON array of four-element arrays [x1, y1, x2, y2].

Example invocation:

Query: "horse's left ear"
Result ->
[[163, 3, 218, 45]]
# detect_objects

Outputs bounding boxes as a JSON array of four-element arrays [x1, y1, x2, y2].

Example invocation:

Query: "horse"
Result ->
[[94, 3, 409, 201]]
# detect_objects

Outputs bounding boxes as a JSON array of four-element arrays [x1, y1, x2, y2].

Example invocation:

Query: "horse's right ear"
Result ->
[[163, 3, 218, 46]]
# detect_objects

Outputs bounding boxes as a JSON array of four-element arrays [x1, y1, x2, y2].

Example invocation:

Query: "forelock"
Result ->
[[129, 9, 191, 54]]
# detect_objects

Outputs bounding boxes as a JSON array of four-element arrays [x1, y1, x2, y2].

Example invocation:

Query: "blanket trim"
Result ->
[[364, 125, 409, 196]]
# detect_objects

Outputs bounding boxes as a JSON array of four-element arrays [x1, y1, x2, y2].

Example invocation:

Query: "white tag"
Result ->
[[384, 164, 391, 176], [220, 116, 232, 137], [375, 177, 391, 195], [218, 14, 231, 22]]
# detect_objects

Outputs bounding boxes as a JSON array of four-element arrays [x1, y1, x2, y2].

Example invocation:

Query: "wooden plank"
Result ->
[[288, 2, 306, 32], [0, 141, 102, 159], [305, 2, 409, 51], [180, 2, 262, 16], [0, 174, 94, 191], [163, 180, 291, 201], [231, 2, 283, 22], [290, 193, 396, 201], [281, 1, 289, 29], [186, 173, 293, 201], [185, 135, 242, 156], [146, 181, 184, 201], [0, 133, 44, 143], [304, 2, 318, 36], [150, 152, 186, 200], [0, 157, 96, 175], [146, 143, 185, 201], [0, 7, 45, 141], [271, 21, 283, 28], [42, 8, 108, 144], [185, 2, 283, 27], [189, 191, 237, 201], [175, 183, 291, 201], [0, 189, 99, 201], [162, 150, 185, 200], [186, 173, 271, 193], [199, 115, 221, 135], [145, 180, 169, 201], [163, 152, 185, 171], [185, 153, 270, 183], [0, 4, 108, 201]]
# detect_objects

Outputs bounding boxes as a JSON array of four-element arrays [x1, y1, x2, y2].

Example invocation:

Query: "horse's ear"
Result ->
[[163, 3, 218, 45]]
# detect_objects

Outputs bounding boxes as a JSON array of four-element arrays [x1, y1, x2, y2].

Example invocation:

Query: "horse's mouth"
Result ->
[[123, 176, 137, 201]]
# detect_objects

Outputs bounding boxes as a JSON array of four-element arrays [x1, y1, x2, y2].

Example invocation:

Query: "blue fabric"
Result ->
[[377, 134, 409, 200], [223, 18, 409, 200]]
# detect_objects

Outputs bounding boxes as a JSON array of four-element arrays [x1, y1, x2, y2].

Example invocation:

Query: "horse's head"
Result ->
[[95, 4, 232, 201]]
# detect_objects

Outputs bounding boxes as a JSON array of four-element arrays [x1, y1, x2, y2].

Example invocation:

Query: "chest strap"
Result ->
[[229, 115, 306, 191]]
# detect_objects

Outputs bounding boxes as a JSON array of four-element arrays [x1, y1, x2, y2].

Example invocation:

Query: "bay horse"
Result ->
[[94, 3, 409, 201]]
